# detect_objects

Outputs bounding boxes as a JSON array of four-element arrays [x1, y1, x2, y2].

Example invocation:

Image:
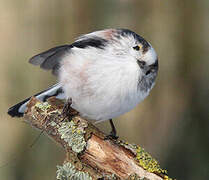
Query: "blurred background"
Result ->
[[0, 0, 208, 179]]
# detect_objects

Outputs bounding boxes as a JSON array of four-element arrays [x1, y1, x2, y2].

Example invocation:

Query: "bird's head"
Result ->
[[75, 28, 158, 77]]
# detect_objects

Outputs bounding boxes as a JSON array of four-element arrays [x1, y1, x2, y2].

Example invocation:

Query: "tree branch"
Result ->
[[23, 97, 173, 180]]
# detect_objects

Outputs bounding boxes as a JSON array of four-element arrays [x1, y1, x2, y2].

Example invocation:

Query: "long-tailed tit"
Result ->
[[8, 29, 158, 138]]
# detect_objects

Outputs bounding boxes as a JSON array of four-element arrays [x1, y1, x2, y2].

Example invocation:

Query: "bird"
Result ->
[[8, 28, 158, 139]]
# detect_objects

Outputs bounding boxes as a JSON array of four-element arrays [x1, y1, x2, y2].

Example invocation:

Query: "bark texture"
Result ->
[[23, 97, 173, 180]]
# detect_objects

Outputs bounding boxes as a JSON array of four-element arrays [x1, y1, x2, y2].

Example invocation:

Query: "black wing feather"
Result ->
[[40, 47, 70, 70], [28, 36, 107, 75], [29, 45, 72, 75], [29, 45, 70, 65]]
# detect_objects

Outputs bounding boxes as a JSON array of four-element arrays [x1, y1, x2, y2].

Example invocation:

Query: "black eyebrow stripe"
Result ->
[[118, 29, 150, 53], [72, 37, 108, 49]]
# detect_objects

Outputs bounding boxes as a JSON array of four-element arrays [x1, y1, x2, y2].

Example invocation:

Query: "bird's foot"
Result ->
[[104, 130, 119, 140], [104, 119, 119, 140], [61, 98, 79, 122]]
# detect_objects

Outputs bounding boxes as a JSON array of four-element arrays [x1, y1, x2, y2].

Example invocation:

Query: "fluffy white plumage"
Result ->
[[59, 29, 157, 122], [8, 29, 158, 124]]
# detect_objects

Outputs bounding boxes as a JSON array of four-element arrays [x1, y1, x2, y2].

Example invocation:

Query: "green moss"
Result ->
[[136, 146, 166, 174], [56, 162, 92, 180], [50, 121, 58, 127], [118, 140, 173, 180], [136, 146, 174, 180], [58, 121, 86, 153], [35, 102, 51, 111]]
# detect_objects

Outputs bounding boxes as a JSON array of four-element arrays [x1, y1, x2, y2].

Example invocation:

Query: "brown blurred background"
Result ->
[[0, 0, 208, 179]]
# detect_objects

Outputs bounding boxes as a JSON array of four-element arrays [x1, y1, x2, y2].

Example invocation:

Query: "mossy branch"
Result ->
[[23, 97, 173, 180]]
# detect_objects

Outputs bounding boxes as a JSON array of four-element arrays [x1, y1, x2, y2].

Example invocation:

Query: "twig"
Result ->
[[23, 96, 173, 180]]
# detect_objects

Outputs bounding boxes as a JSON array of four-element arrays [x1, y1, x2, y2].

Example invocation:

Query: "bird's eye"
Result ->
[[133, 45, 140, 51]]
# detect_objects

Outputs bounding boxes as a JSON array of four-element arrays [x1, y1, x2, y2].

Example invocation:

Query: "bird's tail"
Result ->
[[8, 84, 65, 117]]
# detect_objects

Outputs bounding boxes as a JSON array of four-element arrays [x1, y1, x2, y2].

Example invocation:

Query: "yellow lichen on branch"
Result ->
[[23, 97, 173, 180]]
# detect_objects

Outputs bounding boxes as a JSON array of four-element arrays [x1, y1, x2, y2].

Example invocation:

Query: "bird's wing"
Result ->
[[29, 36, 107, 76], [29, 45, 72, 76]]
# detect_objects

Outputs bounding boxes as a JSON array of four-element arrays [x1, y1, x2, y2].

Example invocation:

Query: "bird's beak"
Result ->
[[145, 60, 158, 75], [149, 60, 158, 71]]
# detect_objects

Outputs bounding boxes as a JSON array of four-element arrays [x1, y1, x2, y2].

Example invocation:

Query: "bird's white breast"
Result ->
[[59, 48, 150, 122]]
